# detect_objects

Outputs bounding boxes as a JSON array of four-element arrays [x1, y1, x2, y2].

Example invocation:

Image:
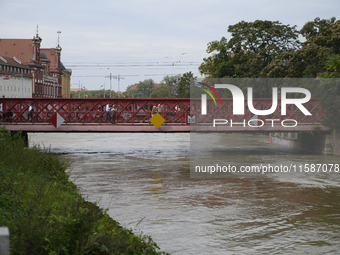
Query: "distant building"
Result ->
[[62, 69, 72, 98], [0, 31, 71, 98], [0, 56, 32, 98]]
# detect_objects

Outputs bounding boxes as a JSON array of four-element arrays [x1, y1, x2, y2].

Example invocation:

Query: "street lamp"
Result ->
[[82, 86, 86, 98], [101, 84, 105, 98]]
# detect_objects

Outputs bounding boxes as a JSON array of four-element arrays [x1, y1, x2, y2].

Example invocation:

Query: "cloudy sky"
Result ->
[[1, 0, 339, 93]]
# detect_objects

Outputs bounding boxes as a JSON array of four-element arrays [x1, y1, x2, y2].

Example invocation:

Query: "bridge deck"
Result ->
[[1, 123, 329, 133]]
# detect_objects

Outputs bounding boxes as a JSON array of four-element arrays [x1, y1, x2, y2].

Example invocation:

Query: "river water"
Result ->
[[29, 132, 340, 255]]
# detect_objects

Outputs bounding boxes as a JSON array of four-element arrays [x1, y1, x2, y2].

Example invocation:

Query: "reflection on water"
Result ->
[[29, 133, 340, 254]]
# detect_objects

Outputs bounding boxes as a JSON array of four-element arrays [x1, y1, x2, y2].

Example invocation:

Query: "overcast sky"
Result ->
[[1, 0, 339, 93]]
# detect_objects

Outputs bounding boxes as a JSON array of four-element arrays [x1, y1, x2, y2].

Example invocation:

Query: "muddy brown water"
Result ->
[[29, 133, 340, 254]]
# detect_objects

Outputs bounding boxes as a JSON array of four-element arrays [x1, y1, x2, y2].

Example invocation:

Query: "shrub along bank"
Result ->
[[0, 128, 169, 255]]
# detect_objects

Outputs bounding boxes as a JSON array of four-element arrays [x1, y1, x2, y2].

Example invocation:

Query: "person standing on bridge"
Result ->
[[105, 103, 111, 122], [110, 104, 116, 124], [28, 104, 33, 121]]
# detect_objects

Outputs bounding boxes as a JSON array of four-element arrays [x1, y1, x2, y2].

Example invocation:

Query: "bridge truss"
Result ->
[[0, 98, 323, 126]]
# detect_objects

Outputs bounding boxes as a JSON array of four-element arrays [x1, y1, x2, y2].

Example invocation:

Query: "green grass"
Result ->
[[0, 128, 169, 255]]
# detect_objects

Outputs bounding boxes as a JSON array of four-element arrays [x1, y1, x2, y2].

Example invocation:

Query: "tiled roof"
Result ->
[[0, 39, 33, 65], [0, 55, 30, 69], [0, 39, 66, 72], [70, 88, 84, 92], [41, 48, 56, 69]]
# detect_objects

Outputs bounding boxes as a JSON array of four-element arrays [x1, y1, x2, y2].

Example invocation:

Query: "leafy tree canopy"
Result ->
[[161, 74, 181, 96], [177, 72, 196, 98], [136, 79, 155, 98], [326, 54, 340, 72], [150, 85, 173, 98], [315, 54, 340, 129], [199, 17, 340, 79], [199, 20, 300, 78], [300, 17, 340, 55]]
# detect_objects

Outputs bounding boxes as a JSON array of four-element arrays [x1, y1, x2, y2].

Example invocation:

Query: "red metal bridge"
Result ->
[[0, 98, 328, 132]]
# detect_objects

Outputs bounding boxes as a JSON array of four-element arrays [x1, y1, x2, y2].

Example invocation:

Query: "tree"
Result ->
[[121, 85, 139, 98], [199, 20, 300, 78], [327, 54, 340, 72], [261, 17, 340, 78], [300, 17, 340, 55], [177, 72, 196, 98], [70, 89, 116, 98], [315, 54, 340, 129], [161, 74, 181, 96], [262, 44, 332, 78], [150, 85, 173, 98], [136, 79, 155, 98], [199, 37, 233, 77], [316, 73, 340, 129]]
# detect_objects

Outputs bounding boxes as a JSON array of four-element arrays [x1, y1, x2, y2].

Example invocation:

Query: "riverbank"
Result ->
[[0, 128, 169, 255]]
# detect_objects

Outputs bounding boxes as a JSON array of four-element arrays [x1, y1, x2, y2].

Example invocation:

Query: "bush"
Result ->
[[316, 73, 340, 129]]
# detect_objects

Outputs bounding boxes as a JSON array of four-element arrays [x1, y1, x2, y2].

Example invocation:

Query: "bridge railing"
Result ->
[[0, 98, 190, 125], [0, 98, 323, 125]]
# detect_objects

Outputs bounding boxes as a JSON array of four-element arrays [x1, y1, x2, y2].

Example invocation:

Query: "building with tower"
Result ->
[[0, 30, 71, 98]]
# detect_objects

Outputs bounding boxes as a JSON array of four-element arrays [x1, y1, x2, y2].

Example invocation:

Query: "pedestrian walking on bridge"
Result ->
[[105, 103, 111, 122]]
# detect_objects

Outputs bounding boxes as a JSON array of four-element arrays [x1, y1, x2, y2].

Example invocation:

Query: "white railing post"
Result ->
[[0, 227, 10, 255]]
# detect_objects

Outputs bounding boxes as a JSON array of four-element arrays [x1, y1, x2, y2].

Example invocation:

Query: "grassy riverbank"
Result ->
[[0, 128, 169, 255]]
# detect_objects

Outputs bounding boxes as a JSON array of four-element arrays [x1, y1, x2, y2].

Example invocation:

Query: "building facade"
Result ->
[[62, 69, 72, 98], [0, 56, 32, 98], [0, 32, 71, 98]]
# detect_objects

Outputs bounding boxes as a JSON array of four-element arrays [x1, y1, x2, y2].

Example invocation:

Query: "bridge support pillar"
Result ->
[[330, 129, 340, 156], [270, 131, 335, 155], [296, 132, 333, 155]]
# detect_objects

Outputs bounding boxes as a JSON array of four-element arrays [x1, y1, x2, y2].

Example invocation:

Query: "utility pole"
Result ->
[[105, 73, 113, 98], [113, 75, 124, 98]]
